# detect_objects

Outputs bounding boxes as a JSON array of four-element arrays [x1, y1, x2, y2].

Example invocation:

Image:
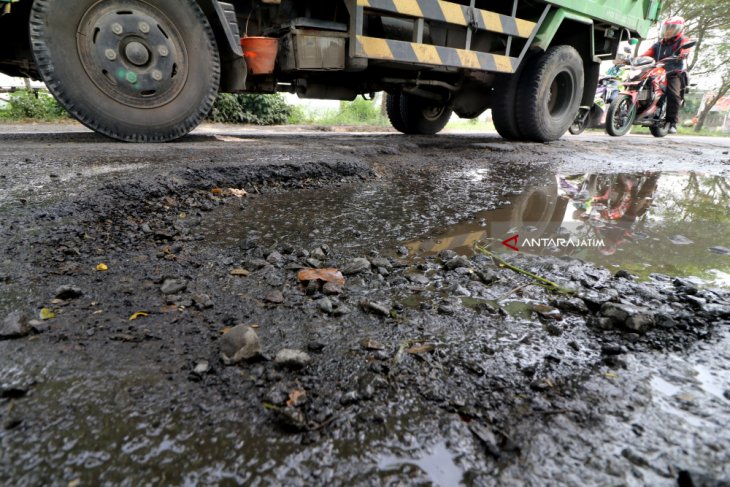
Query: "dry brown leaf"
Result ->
[[287, 389, 307, 407], [230, 268, 251, 277], [297, 268, 346, 286], [211, 188, 224, 195], [406, 344, 435, 355]]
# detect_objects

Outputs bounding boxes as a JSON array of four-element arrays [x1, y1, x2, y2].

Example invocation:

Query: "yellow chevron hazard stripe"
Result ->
[[356, 36, 517, 73], [357, 0, 537, 38]]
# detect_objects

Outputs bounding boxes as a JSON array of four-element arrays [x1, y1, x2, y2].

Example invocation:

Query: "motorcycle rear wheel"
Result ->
[[569, 121, 586, 135], [606, 95, 636, 137]]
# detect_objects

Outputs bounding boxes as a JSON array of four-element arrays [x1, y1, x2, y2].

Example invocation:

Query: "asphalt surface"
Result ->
[[1, 122, 729, 486]]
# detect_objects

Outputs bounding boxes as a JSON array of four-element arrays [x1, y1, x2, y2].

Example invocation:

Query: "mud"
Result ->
[[1, 124, 730, 486]]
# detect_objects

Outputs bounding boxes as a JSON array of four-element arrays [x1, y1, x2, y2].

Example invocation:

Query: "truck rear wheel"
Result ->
[[30, 0, 220, 142], [385, 93, 408, 133], [516, 46, 584, 142], [391, 93, 452, 135]]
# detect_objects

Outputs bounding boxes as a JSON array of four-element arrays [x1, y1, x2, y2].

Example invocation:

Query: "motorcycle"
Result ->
[[606, 41, 696, 138], [569, 69, 624, 135]]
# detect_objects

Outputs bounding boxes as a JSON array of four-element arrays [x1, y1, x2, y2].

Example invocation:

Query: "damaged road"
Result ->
[[1, 124, 730, 486]]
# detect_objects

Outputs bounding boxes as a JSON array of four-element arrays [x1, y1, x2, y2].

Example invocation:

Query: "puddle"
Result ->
[[377, 441, 464, 485], [202, 170, 730, 288]]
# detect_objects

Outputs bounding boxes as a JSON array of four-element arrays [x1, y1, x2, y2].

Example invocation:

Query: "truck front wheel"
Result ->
[[30, 0, 221, 142], [516, 46, 584, 142]]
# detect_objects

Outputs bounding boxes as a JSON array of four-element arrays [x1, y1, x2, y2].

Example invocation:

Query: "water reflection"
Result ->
[[407, 172, 730, 287]]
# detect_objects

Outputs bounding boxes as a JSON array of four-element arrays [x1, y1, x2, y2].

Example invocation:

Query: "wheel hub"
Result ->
[[124, 41, 151, 66], [77, 1, 188, 109]]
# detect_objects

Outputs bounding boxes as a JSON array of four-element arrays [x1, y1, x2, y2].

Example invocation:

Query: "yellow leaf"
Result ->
[[129, 312, 149, 321], [605, 372, 619, 379], [230, 268, 251, 277], [40, 308, 56, 320], [96, 263, 109, 272]]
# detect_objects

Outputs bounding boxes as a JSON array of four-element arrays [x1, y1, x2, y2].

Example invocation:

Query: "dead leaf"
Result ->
[[211, 188, 224, 195], [230, 268, 251, 277], [159, 305, 178, 314], [129, 312, 149, 321], [221, 326, 233, 335], [406, 344, 435, 355], [360, 338, 385, 351], [40, 308, 56, 321], [287, 389, 307, 407], [297, 268, 346, 286], [96, 263, 109, 272]]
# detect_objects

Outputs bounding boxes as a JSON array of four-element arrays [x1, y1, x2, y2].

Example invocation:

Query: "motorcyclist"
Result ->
[[641, 16, 693, 134]]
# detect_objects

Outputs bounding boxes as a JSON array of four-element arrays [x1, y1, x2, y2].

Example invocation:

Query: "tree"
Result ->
[[661, 0, 730, 130]]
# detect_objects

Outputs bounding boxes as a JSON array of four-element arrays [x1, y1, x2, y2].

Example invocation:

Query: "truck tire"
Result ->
[[385, 93, 408, 133], [396, 93, 452, 135], [491, 74, 521, 140], [606, 95, 635, 137], [30, 0, 221, 142], [516, 46, 584, 142]]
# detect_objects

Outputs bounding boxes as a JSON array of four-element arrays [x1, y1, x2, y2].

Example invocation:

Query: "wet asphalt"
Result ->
[[1, 122, 729, 486]]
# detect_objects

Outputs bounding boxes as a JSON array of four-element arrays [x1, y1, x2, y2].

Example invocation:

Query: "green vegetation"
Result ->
[[0, 90, 68, 121], [290, 96, 388, 126], [208, 93, 292, 125]]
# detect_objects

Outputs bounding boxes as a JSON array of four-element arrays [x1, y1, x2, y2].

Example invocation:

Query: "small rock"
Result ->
[[370, 257, 392, 270], [396, 246, 409, 256], [317, 297, 333, 314], [192, 293, 214, 310], [601, 344, 625, 356], [439, 250, 457, 261], [310, 247, 327, 260], [531, 304, 562, 320], [451, 285, 471, 297], [265, 290, 285, 304], [304, 258, 321, 268], [0, 311, 31, 340], [193, 361, 210, 375], [668, 235, 694, 245], [342, 258, 371, 275], [701, 304, 730, 319], [600, 302, 654, 332], [307, 341, 326, 353], [219, 325, 262, 365], [322, 282, 343, 295], [445, 256, 471, 270], [475, 270, 498, 284], [709, 246, 730, 256], [340, 390, 360, 405], [161, 279, 187, 295], [360, 301, 391, 317], [266, 251, 283, 265], [54, 285, 83, 300], [724, 390, 730, 401], [614, 270, 634, 280], [553, 297, 589, 315], [274, 349, 312, 370], [408, 274, 430, 286]]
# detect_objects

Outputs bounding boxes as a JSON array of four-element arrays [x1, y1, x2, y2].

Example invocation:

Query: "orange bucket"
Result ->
[[240, 37, 279, 75]]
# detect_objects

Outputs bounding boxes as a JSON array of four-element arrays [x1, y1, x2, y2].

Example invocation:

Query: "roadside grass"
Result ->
[[289, 97, 389, 127], [0, 90, 68, 122]]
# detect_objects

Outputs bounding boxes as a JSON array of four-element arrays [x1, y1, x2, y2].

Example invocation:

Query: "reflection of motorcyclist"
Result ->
[[641, 16, 693, 134], [563, 173, 659, 256]]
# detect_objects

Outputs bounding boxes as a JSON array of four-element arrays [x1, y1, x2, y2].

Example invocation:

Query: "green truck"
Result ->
[[0, 0, 660, 142]]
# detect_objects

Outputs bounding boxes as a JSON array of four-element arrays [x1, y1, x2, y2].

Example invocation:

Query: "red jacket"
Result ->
[[642, 35, 692, 72]]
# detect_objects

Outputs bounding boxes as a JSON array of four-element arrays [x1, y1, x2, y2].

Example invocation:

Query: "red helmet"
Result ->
[[661, 16, 685, 40]]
